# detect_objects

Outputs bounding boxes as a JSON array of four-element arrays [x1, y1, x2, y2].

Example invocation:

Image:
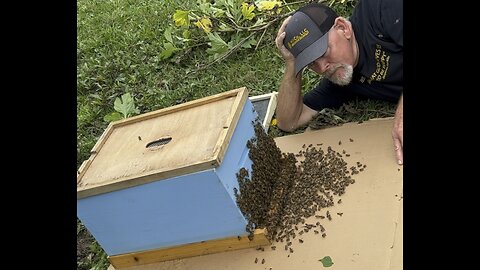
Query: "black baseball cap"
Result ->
[[283, 3, 339, 76]]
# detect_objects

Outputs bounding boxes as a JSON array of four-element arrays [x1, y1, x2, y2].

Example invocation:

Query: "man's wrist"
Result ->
[[284, 60, 297, 75]]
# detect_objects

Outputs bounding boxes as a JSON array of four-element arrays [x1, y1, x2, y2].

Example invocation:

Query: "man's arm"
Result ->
[[276, 63, 317, 131], [392, 94, 403, 165], [275, 17, 318, 132]]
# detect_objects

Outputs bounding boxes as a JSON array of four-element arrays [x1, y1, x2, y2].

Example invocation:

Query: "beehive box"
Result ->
[[77, 87, 269, 268]]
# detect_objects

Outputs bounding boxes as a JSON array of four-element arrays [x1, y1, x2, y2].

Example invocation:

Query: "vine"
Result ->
[[160, 0, 356, 69], [160, 1, 311, 64]]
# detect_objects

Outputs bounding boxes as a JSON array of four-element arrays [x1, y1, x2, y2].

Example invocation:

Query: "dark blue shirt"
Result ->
[[304, 0, 403, 111]]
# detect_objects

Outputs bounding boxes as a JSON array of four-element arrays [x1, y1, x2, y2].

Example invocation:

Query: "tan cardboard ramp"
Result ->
[[108, 118, 403, 270]]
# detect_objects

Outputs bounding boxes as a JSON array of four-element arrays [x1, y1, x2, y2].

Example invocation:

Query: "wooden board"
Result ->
[[77, 87, 248, 199], [105, 118, 402, 270], [108, 229, 269, 269]]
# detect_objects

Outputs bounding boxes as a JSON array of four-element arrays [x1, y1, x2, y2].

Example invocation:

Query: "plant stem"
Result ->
[[186, 32, 255, 75], [281, 0, 310, 9], [255, 26, 268, 51], [281, 0, 293, 12]]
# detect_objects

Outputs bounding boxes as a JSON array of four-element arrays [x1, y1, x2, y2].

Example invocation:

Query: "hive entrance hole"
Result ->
[[146, 137, 172, 148]]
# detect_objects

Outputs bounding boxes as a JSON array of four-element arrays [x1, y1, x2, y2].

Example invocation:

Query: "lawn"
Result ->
[[77, 0, 395, 269]]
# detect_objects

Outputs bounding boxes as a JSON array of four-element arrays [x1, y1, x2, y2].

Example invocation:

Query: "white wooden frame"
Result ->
[[249, 92, 278, 132]]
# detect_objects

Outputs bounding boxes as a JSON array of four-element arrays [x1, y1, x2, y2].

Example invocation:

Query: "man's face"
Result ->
[[307, 26, 355, 86], [322, 63, 353, 86]]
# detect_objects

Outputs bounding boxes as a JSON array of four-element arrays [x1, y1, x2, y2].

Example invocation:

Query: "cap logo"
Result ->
[[287, 28, 309, 49]]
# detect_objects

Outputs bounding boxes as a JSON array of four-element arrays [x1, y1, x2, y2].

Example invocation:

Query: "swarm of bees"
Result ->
[[235, 123, 366, 251]]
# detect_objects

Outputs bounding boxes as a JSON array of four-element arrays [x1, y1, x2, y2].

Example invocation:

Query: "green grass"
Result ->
[[77, 1, 395, 269]]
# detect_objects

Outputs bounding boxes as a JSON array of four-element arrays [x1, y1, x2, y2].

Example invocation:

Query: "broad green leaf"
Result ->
[[182, 29, 191, 39], [159, 42, 180, 60], [218, 0, 240, 20], [319, 256, 334, 267], [241, 37, 257, 49], [252, 18, 265, 27], [173, 10, 190, 26], [114, 93, 140, 118], [208, 33, 229, 47], [227, 34, 256, 49], [215, 0, 229, 11], [198, 2, 211, 14], [227, 34, 241, 47], [210, 6, 226, 17], [241, 3, 256, 20], [198, 1, 225, 17], [222, 0, 236, 9], [164, 27, 173, 43], [206, 33, 230, 59], [103, 112, 123, 123]]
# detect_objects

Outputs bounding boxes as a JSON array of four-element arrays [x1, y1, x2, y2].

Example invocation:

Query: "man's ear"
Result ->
[[334, 17, 353, 39]]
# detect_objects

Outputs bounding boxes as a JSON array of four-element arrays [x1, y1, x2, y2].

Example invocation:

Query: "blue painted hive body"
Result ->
[[77, 88, 256, 256]]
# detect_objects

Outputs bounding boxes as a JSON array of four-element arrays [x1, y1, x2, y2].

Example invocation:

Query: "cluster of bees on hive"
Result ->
[[235, 122, 367, 259]]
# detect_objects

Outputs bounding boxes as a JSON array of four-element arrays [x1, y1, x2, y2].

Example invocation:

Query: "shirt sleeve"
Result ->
[[303, 79, 358, 111]]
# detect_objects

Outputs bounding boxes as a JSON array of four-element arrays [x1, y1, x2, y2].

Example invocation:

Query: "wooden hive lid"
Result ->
[[77, 87, 249, 199]]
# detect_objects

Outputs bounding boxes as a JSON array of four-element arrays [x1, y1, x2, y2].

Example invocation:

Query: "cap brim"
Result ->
[[294, 33, 329, 76]]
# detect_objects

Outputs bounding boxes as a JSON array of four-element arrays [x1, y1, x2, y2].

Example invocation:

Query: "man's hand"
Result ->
[[392, 95, 403, 165], [275, 16, 295, 62]]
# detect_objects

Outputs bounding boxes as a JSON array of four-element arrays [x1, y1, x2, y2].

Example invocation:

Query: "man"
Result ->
[[275, 0, 403, 165]]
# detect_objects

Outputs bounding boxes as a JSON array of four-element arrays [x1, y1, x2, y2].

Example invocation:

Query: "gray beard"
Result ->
[[325, 63, 354, 86]]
